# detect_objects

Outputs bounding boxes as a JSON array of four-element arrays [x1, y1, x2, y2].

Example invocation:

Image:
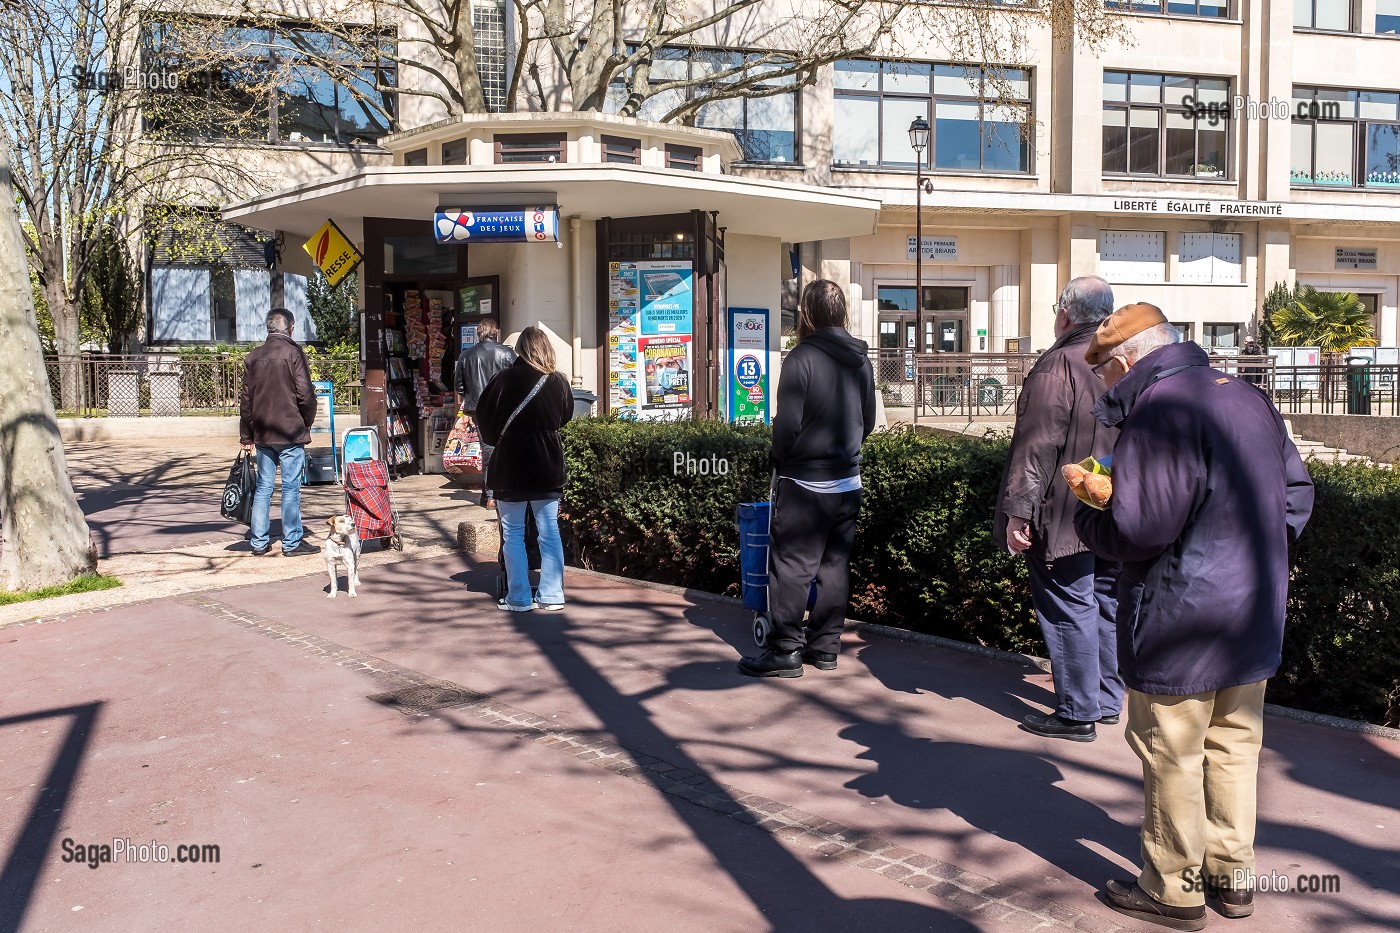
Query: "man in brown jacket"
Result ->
[[993, 276, 1123, 741], [239, 308, 318, 556]]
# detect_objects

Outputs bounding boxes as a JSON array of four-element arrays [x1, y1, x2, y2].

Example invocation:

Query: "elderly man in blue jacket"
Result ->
[[1074, 303, 1313, 931]]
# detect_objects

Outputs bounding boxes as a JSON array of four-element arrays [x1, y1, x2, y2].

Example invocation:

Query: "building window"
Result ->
[[665, 144, 702, 171], [602, 135, 641, 164], [1106, 0, 1231, 17], [1379, 0, 1400, 33], [1295, 0, 1352, 30], [141, 19, 397, 146], [605, 47, 799, 164], [442, 138, 467, 165], [1178, 232, 1241, 283], [833, 60, 1032, 173], [1202, 323, 1240, 348], [1170, 322, 1195, 341], [1099, 230, 1166, 282], [1103, 72, 1229, 178], [403, 147, 427, 166], [1292, 87, 1400, 188], [472, 0, 508, 112], [493, 133, 566, 164]]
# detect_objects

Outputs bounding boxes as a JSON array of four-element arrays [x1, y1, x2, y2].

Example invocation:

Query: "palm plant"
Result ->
[[1269, 286, 1376, 354]]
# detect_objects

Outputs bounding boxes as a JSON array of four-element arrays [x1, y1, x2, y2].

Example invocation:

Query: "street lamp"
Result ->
[[908, 116, 934, 351]]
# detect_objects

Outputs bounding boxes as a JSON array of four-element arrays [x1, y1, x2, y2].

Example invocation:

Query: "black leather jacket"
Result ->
[[454, 339, 517, 411]]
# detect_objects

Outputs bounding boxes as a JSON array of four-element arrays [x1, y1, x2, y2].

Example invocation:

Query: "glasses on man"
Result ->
[[1092, 357, 1115, 378]]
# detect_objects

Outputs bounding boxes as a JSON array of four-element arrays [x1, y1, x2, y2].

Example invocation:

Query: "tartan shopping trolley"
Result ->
[[342, 426, 403, 552]]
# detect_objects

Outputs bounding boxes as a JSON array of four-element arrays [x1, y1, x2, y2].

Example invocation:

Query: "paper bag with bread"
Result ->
[[1062, 455, 1113, 510]]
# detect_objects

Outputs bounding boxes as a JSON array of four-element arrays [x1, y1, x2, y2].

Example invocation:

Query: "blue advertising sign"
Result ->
[[638, 261, 693, 335], [727, 307, 769, 425], [433, 206, 560, 244]]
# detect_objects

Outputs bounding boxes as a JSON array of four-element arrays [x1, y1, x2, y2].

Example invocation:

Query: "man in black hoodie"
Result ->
[[739, 279, 876, 677]]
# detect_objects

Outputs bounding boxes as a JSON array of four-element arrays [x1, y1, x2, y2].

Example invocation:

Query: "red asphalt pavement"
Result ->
[[3, 553, 1398, 932]]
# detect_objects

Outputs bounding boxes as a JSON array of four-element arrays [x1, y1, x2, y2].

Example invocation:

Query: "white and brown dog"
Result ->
[[323, 515, 362, 598]]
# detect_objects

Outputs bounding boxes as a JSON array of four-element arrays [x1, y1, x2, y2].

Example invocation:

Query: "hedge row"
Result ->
[[559, 418, 1400, 728]]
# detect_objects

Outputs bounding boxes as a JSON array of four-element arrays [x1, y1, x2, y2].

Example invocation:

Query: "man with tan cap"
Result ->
[[1073, 303, 1314, 930]]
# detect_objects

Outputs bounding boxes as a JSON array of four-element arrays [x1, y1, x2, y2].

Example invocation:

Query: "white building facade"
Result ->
[[136, 1, 1400, 434]]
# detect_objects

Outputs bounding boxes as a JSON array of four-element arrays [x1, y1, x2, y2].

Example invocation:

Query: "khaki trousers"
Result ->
[[1125, 680, 1268, 907]]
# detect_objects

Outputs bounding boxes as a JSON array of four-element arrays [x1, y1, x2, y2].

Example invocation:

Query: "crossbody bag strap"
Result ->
[[500, 374, 551, 438]]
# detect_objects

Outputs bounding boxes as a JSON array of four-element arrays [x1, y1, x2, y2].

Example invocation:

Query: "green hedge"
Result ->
[[1273, 461, 1400, 726], [561, 419, 1400, 728]]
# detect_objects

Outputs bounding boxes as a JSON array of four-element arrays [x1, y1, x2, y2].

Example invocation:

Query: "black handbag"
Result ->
[[220, 451, 257, 526]]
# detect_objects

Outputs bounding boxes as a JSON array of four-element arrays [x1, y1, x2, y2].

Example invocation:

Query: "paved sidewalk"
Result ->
[[0, 442, 488, 626], [3, 553, 1397, 932]]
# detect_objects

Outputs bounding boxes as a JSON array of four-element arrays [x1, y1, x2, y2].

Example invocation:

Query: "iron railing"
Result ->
[[44, 353, 362, 418], [859, 350, 1399, 421]]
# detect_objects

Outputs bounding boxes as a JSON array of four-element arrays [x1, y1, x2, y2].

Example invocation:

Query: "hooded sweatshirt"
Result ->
[[771, 327, 877, 481]]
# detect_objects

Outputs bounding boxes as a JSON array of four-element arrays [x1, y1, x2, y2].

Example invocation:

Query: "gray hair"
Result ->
[[266, 308, 294, 335], [1112, 322, 1180, 364], [1057, 276, 1115, 325]]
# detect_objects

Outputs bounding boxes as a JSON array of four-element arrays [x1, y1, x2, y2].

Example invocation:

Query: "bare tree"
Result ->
[[214, 0, 1126, 125], [0, 0, 264, 409], [0, 151, 97, 592]]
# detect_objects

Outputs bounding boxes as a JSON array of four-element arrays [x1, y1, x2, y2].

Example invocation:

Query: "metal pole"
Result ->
[[915, 159, 923, 354]]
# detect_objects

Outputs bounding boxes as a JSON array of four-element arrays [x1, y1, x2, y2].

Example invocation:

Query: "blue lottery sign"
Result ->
[[434, 206, 559, 244]]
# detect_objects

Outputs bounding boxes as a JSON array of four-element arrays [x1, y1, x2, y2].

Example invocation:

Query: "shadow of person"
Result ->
[[840, 721, 1138, 890], [855, 636, 1056, 724]]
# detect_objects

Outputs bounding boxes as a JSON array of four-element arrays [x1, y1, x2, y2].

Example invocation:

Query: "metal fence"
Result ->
[[44, 353, 362, 418], [1247, 359, 1400, 417], [865, 350, 1400, 421]]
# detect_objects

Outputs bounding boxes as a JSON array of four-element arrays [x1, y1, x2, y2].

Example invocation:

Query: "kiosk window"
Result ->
[[494, 133, 566, 163], [442, 139, 467, 165], [603, 135, 641, 164], [666, 144, 702, 170], [403, 147, 428, 165]]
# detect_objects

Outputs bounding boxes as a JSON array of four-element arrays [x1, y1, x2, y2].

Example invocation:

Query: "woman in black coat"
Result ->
[[475, 326, 574, 611]]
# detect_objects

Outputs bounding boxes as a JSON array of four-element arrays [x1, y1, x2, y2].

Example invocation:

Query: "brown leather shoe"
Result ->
[[1104, 880, 1207, 931], [1206, 881, 1255, 918]]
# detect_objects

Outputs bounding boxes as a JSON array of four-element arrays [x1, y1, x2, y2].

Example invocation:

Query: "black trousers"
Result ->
[[768, 479, 862, 654], [481, 443, 496, 501]]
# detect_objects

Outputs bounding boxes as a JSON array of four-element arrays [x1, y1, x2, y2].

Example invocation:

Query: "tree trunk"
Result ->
[[49, 287, 85, 413], [0, 155, 97, 591]]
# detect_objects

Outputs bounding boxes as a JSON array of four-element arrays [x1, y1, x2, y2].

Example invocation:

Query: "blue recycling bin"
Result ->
[[737, 500, 818, 645]]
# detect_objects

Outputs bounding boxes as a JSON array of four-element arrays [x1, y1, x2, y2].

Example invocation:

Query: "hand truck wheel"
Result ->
[[752, 613, 771, 646]]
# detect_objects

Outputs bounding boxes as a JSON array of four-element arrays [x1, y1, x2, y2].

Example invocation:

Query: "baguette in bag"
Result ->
[[1061, 455, 1113, 510]]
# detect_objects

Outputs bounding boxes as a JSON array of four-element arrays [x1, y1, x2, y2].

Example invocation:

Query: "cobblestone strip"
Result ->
[[182, 595, 1127, 933]]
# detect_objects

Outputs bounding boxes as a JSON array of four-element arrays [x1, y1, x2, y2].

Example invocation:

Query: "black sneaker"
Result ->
[[250, 544, 271, 556], [281, 541, 320, 557], [1020, 712, 1097, 742]]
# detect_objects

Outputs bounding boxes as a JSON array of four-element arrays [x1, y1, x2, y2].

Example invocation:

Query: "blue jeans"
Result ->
[[250, 444, 306, 552], [1026, 551, 1124, 722], [497, 499, 564, 609]]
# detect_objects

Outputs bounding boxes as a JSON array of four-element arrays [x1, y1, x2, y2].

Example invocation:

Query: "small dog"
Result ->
[[322, 515, 362, 598]]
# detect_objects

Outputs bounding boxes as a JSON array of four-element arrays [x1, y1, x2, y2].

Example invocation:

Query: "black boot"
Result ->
[[801, 650, 838, 671], [738, 648, 803, 678]]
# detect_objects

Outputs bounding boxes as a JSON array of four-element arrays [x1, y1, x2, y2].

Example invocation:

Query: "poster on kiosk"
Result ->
[[727, 308, 769, 425], [606, 260, 693, 420]]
